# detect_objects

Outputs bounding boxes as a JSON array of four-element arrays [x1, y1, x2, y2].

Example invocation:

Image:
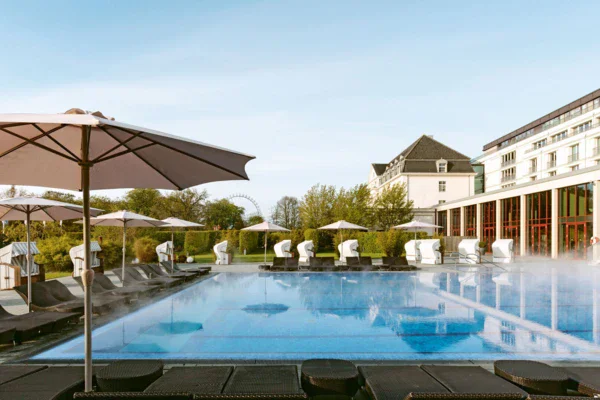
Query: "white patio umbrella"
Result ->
[[318, 220, 368, 258], [242, 221, 290, 265], [0, 109, 254, 391], [0, 196, 102, 312], [161, 217, 204, 272], [393, 220, 442, 240], [85, 211, 167, 281]]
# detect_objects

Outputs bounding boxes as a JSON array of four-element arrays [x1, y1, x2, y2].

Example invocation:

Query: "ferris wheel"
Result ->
[[227, 193, 263, 218]]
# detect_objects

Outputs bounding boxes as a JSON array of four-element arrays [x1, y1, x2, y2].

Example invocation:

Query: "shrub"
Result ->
[[177, 254, 187, 263], [99, 240, 128, 269], [357, 232, 382, 254], [377, 229, 406, 257], [239, 230, 260, 254], [140, 230, 186, 252], [304, 229, 330, 253], [133, 237, 159, 263], [35, 235, 79, 272], [184, 231, 219, 255]]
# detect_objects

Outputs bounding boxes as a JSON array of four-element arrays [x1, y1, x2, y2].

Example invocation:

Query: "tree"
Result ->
[[0, 185, 29, 199], [161, 189, 208, 222], [372, 183, 413, 230], [42, 191, 80, 204], [202, 199, 245, 230], [124, 188, 163, 217], [90, 195, 124, 214], [271, 196, 300, 229], [299, 184, 337, 229], [246, 214, 265, 226], [333, 184, 372, 228]]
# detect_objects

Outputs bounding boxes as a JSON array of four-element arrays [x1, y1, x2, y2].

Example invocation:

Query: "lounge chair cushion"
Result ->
[[359, 366, 448, 400], [421, 365, 526, 395], [223, 366, 302, 394], [494, 361, 569, 395], [145, 366, 233, 394], [562, 367, 600, 396], [0, 365, 47, 386], [0, 366, 89, 400]]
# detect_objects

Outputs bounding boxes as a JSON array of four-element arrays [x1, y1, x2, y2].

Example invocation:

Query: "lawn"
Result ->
[[45, 271, 72, 280], [192, 251, 385, 264]]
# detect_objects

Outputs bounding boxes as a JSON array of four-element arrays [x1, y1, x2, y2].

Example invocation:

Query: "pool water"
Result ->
[[34, 268, 600, 361]]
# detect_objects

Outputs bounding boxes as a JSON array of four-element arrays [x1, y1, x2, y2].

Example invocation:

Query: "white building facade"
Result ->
[[436, 88, 600, 260], [369, 135, 476, 229]]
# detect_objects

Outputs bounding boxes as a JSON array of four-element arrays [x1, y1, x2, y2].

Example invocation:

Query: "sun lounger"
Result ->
[[0, 366, 90, 400], [0, 327, 15, 344], [271, 257, 286, 272], [147, 263, 196, 281], [41, 280, 127, 313], [140, 264, 193, 282], [122, 266, 181, 288], [405, 394, 526, 400], [93, 273, 160, 297], [494, 360, 569, 395], [75, 393, 191, 399], [145, 366, 233, 394], [0, 365, 47, 386], [284, 258, 299, 271], [223, 365, 304, 395], [72, 276, 138, 303], [321, 257, 339, 272], [14, 283, 85, 314], [359, 366, 449, 400], [0, 305, 56, 343], [346, 257, 361, 271], [359, 256, 379, 271], [382, 256, 416, 271], [309, 257, 323, 271], [562, 367, 600, 397], [421, 365, 527, 396], [160, 261, 211, 275]]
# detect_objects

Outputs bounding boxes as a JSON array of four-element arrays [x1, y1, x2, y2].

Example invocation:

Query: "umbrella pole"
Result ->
[[264, 231, 267, 265], [26, 207, 31, 313], [122, 224, 126, 282], [80, 126, 94, 392], [171, 228, 175, 273]]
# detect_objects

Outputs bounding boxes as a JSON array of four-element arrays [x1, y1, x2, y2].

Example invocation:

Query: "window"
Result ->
[[569, 144, 579, 163], [548, 152, 557, 168], [439, 181, 446, 192], [501, 151, 516, 167], [596, 159, 600, 166], [529, 158, 537, 173], [549, 171, 557, 177], [438, 163, 447, 173], [501, 167, 516, 182], [530, 176, 537, 181], [571, 165, 579, 172], [551, 131, 567, 143], [574, 120, 592, 134], [438, 200, 446, 204], [533, 139, 547, 150]]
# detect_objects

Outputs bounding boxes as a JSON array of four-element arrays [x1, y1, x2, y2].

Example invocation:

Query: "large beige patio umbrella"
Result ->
[[0, 196, 102, 311], [393, 220, 442, 240], [318, 220, 368, 258], [242, 221, 290, 265], [0, 109, 254, 391], [85, 211, 167, 281], [161, 217, 204, 273]]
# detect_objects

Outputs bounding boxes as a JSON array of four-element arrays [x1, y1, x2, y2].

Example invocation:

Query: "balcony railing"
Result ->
[[501, 159, 515, 167], [528, 166, 537, 174], [593, 147, 600, 157], [568, 153, 580, 163], [547, 160, 556, 169], [501, 175, 516, 183]]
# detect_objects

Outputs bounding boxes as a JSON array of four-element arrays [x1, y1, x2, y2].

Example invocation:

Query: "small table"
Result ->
[[301, 359, 359, 397], [96, 360, 164, 392], [494, 360, 569, 395]]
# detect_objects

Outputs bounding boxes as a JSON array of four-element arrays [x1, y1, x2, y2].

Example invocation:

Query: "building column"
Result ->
[[551, 188, 559, 259], [495, 199, 502, 240], [476, 203, 482, 241], [446, 209, 451, 237], [519, 194, 526, 256], [593, 181, 600, 262], [460, 206, 465, 237]]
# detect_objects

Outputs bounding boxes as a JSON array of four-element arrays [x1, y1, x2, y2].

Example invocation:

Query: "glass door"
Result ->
[[565, 222, 588, 259]]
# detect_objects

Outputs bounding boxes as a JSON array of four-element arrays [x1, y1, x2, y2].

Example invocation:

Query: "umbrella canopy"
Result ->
[[318, 220, 368, 231], [161, 217, 204, 272], [393, 220, 442, 239], [0, 110, 254, 391], [318, 220, 368, 260], [0, 196, 102, 312], [242, 222, 289, 264], [86, 211, 166, 281]]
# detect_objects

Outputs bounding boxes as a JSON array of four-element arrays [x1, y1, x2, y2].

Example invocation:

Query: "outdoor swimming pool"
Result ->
[[34, 268, 600, 361]]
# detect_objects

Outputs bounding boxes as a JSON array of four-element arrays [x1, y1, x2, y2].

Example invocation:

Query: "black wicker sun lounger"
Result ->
[[14, 283, 85, 314], [421, 365, 527, 396], [0, 305, 65, 343], [223, 365, 306, 397], [0, 366, 90, 400], [494, 360, 569, 396], [0, 326, 15, 345], [93, 273, 161, 297], [121, 266, 181, 288], [284, 258, 299, 271], [41, 280, 128, 313], [359, 366, 449, 400], [0, 365, 47, 386], [160, 261, 211, 275], [145, 366, 233, 394], [321, 257, 339, 272], [309, 257, 323, 271], [271, 257, 286, 272], [346, 257, 361, 271], [383, 256, 416, 271], [359, 256, 379, 271], [144, 264, 196, 282]]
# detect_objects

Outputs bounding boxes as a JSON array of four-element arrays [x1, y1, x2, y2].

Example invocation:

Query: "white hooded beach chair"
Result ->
[[214, 241, 229, 265], [0, 242, 41, 290], [419, 239, 442, 265], [274, 240, 292, 258], [156, 241, 173, 263], [458, 239, 480, 264], [70, 241, 102, 278], [297, 240, 314, 263], [492, 239, 514, 263], [405, 240, 421, 262], [339, 239, 359, 263]]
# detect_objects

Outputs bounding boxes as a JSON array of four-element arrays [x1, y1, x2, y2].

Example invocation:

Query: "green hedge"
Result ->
[[134, 237, 159, 263], [35, 235, 79, 272], [239, 230, 260, 254], [357, 232, 382, 253], [142, 230, 186, 251], [184, 231, 220, 255]]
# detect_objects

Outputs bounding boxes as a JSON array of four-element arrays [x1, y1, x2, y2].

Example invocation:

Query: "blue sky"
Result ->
[[1, 0, 600, 216]]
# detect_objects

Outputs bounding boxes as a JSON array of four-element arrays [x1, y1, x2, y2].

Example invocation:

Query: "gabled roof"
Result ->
[[374, 135, 474, 175], [371, 163, 387, 176]]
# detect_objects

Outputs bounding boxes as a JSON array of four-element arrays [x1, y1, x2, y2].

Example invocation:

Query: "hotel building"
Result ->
[[434, 88, 600, 260]]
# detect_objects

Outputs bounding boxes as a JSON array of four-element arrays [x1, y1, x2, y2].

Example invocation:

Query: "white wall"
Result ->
[[406, 174, 474, 208]]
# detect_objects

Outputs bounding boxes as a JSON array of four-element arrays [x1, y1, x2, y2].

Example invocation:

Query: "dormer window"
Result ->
[[436, 159, 447, 173]]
